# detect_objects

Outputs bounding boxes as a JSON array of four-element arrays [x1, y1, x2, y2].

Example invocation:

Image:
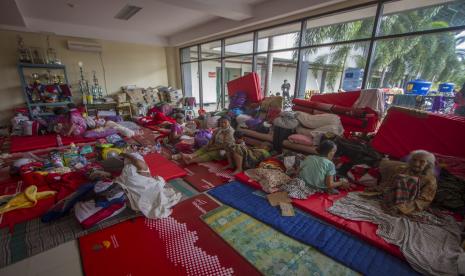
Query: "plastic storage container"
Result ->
[[405, 79, 432, 95], [438, 83, 455, 93], [342, 68, 364, 91]]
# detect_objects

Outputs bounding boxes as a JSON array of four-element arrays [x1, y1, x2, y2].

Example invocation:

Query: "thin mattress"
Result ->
[[143, 153, 187, 181], [10, 134, 96, 153], [234, 172, 403, 259]]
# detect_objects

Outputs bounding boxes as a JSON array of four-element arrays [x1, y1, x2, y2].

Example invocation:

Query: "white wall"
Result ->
[[0, 29, 168, 125]]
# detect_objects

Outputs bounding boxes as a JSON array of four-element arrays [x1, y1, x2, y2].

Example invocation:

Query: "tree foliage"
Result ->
[[298, 1, 465, 90]]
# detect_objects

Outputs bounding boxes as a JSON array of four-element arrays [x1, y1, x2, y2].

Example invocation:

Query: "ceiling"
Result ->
[[0, 0, 345, 46]]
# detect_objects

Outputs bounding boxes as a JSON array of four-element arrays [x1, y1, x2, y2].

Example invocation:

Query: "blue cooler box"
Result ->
[[438, 83, 455, 93], [405, 79, 432, 95]]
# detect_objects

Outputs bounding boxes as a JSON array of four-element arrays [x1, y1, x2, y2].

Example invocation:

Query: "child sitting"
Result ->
[[50, 104, 86, 136], [298, 140, 350, 193], [225, 131, 271, 175], [66, 103, 87, 136], [168, 113, 185, 144]]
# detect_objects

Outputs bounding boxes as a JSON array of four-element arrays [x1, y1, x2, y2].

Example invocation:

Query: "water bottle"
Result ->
[[155, 141, 161, 154], [56, 134, 63, 147]]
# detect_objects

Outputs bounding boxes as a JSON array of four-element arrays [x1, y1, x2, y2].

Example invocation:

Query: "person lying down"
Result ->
[[114, 151, 181, 218]]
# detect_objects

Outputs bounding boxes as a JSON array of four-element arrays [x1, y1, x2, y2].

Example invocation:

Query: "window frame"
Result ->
[[180, 0, 465, 105]]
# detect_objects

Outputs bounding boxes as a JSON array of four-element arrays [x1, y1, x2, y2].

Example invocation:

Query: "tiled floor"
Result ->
[[0, 241, 83, 276]]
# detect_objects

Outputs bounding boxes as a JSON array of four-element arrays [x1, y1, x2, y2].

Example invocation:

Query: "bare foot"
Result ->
[[231, 169, 243, 175], [222, 164, 234, 170], [180, 153, 189, 164]]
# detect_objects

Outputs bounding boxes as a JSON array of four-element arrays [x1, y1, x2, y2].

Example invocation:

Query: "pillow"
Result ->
[[84, 128, 118, 139], [296, 112, 340, 129], [296, 126, 313, 137], [288, 134, 313, 146], [313, 124, 344, 136]]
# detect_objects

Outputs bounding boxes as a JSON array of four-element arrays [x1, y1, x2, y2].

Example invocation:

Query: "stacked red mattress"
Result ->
[[227, 73, 263, 103], [310, 90, 361, 106], [234, 172, 403, 259], [371, 107, 465, 159], [292, 91, 379, 133]]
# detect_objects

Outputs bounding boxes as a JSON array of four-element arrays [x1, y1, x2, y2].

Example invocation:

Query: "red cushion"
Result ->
[[227, 73, 263, 103], [10, 135, 96, 153], [372, 107, 465, 159], [310, 91, 361, 107], [143, 153, 187, 181], [234, 172, 403, 259]]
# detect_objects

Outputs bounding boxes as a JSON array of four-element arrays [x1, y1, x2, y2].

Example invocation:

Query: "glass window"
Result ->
[[224, 33, 254, 56], [224, 56, 253, 106], [257, 23, 301, 52], [300, 42, 370, 95], [367, 31, 465, 89], [303, 6, 376, 46], [181, 62, 199, 102], [201, 41, 221, 59], [181, 46, 198, 62], [201, 59, 222, 111], [379, 0, 465, 36], [256, 51, 297, 100]]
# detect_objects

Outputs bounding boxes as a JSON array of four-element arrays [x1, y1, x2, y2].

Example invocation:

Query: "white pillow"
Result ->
[[296, 111, 340, 129]]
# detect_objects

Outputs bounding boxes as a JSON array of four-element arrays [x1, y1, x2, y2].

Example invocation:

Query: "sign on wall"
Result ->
[[208, 72, 216, 78]]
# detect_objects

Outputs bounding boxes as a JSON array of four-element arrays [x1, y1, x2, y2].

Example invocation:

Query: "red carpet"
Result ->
[[183, 164, 229, 192], [234, 172, 403, 259], [79, 194, 260, 276], [10, 135, 96, 153], [144, 153, 187, 181]]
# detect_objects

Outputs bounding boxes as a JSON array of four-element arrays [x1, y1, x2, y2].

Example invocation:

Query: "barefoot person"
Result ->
[[225, 131, 271, 174], [181, 116, 235, 165]]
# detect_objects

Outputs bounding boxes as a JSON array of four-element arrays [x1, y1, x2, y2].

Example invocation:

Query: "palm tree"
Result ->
[[299, 17, 373, 90], [297, 2, 465, 90]]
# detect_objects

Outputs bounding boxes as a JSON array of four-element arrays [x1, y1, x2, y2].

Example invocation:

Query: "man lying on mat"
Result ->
[[364, 150, 437, 215], [181, 116, 235, 165], [114, 150, 181, 218]]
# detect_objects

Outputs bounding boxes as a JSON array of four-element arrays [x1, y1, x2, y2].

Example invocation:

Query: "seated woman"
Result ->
[[181, 116, 234, 165], [115, 151, 181, 218], [225, 131, 272, 175], [376, 150, 437, 215], [298, 140, 351, 192]]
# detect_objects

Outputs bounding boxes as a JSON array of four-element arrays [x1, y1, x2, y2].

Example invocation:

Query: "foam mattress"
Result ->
[[234, 172, 403, 258]]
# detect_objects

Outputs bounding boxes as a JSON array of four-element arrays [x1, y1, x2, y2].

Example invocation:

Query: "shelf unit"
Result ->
[[17, 63, 71, 118]]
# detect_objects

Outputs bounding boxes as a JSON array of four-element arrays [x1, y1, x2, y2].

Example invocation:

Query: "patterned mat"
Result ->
[[202, 205, 359, 276], [0, 207, 139, 268], [0, 178, 195, 268]]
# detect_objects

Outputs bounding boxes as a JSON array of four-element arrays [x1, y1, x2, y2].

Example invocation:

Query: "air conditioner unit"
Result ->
[[67, 40, 102, 52]]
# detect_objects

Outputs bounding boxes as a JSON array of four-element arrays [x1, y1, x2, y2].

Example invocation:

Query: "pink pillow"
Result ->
[[288, 134, 313, 146]]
